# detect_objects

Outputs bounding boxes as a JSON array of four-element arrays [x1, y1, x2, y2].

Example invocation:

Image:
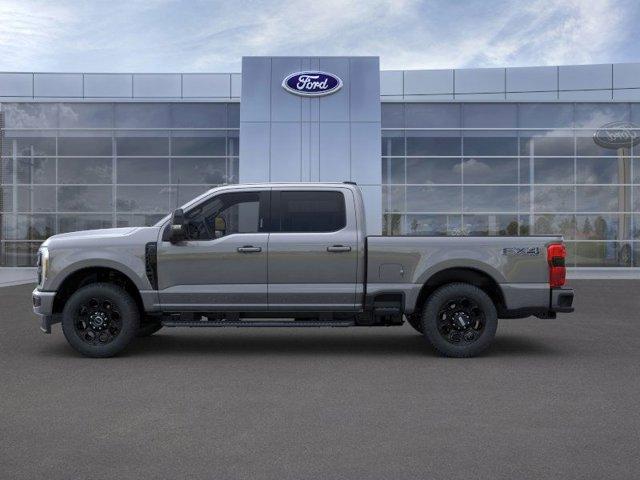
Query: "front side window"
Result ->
[[184, 192, 262, 240], [277, 191, 346, 232]]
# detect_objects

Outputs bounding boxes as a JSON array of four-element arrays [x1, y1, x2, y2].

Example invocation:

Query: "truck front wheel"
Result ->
[[421, 283, 497, 358], [61, 283, 140, 358]]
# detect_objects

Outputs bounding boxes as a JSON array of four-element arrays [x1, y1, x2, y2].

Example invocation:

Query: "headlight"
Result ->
[[37, 247, 49, 288]]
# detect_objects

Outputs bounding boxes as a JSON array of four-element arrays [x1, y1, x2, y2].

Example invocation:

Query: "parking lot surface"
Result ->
[[1, 280, 639, 480]]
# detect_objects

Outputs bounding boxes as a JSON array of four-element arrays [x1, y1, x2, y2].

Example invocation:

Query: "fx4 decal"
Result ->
[[502, 247, 541, 256]]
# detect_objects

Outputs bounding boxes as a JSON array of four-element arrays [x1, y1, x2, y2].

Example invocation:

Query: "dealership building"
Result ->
[[1, 57, 639, 274]]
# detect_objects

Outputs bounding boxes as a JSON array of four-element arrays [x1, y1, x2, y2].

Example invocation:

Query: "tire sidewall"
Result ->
[[422, 283, 498, 358], [61, 283, 140, 358]]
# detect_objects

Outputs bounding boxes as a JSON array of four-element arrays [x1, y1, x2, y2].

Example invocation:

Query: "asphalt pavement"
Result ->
[[1, 280, 639, 480]]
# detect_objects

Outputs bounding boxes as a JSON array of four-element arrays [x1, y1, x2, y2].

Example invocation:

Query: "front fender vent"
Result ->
[[145, 242, 158, 290]]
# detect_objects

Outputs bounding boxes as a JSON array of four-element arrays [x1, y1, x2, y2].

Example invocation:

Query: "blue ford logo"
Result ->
[[282, 71, 343, 97]]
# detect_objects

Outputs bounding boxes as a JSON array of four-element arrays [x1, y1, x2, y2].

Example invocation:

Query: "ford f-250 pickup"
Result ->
[[32, 182, 574, 358]]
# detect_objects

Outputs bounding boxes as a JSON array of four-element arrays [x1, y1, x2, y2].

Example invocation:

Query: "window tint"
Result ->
[[185, 192, 262, 240], [278, 191, 346, 232]]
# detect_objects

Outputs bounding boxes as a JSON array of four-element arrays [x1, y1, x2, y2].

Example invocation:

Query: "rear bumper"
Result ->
[[550, 287, 574, 313], [32, 288, 58, 334]]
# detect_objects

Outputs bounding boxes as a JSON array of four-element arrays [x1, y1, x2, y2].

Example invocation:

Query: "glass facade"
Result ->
[[382, 102, 640, 268], [0, 102, 239, 266]]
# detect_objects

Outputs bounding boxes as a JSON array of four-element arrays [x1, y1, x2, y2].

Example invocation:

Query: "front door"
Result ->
[[267, 188, 359, 312], [157, 189, 270, 311]]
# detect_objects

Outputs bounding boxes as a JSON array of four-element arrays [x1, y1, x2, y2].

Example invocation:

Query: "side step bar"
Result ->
[[162, 320, 356, 328]]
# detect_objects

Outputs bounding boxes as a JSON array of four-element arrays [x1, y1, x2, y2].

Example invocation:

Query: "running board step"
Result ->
[[161, 320, 356, 328]]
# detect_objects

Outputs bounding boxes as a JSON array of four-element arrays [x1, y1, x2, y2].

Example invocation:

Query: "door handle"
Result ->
[[327, 245, 352, 253], [237, 246, 262, 253]]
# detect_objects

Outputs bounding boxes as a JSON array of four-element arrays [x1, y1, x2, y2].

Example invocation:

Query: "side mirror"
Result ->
[[213, 216, 226, 239], [169, 208, 186, 243]]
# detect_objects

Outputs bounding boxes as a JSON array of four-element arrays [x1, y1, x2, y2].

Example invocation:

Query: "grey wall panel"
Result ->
[[359, 185, 382, 235], [558, 89, 612, 100], [349, 57, 381, 122], [0, 73, 33, 97], [402, 94, 454, 101], [404, 69, 453, 95], [310, 122, 320, 181], [84, 74, 132, 97], [319, 122, 350, 181], [350, 122, 381, 185], [133, 74, 181, 97], [238, 122, 270, 182], [270, 122, 302, 181], [300, 122, 311, 180], [183, 74, 230, 98], [271, 57, 302, 122], [613, 89, 640, 101], [319, 57, 349, 122], [231, 74, 242, 98], [506, 91, 558, 100], [455, 93, 505, 100], [34, 73, 83, 97], [380, 71, 403, 96], [455, 68, 504, 94], [559, 64, 611, 91], [506, 66, 556, 92], [240, 57, 271, 122], [613, 63, 640, 89]]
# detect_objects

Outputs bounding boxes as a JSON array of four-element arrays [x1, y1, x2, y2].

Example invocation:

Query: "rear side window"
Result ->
[[277, 191, 346, 232]]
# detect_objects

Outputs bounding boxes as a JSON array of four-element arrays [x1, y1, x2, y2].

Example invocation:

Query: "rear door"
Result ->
[[267, 188, 359, 312]]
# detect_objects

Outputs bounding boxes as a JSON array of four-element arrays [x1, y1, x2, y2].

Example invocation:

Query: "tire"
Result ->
[[406, 314, 424, 334], [422, 283, 497, 358], [61, 283, 140, 358], [137, 319, 163, 338]]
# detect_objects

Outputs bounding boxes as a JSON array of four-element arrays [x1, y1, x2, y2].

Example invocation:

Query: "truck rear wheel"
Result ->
[[421, 282, 497, 358], [61, 283, 140, 358]]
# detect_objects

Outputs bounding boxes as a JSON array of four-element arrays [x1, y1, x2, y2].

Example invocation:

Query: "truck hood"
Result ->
[[41, 227, 160, 249]]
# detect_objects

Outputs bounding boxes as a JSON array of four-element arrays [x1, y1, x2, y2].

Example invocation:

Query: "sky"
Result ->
[[0, 0, 638, 73]]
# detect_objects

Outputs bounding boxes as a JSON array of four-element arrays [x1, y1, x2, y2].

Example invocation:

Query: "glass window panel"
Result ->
[[58, 103, 113, 128], [382, 158, 405, 184], [574, 103, 630, 128], [1, 158, 12, 184], [576, 135, 630, 156], [381, 103, 404, 128], [533, 158, 574, 184], [463, 135, 518, 156], [171, 158, 226, 184], [406, 104, 460, 128], [2, 136, 56, 156], [114, 104, 170, 128], [228, 158, 239, 184], [518, 104, 574, 129], [0, 242, 40, 267], [634, 215, 640, 239], [3, 214, 55, 240], [635, 186, 640, 212], [16, 186, 56, 212], [381, 131, 404, 156], [16, 157, 55, 184], [574, 242, 631, 267], [576, 157, 628, 184], [58, 214, 113, 233], [463, 186, 518, 212], [463, 104, 517, 128], [407, 214, 462, 236], [462, 214, 519, 236], [634, 243, 640, 267], [519, 158, 530, 184], [58, 158, 112, 184], [116, 186, 171, 213], [406, 132, 461, 156], [519, 186, 531, 212], [2, 103, 58, 128], [533, 214, 576, 238], [463, 157, 518, 184], [116, 136, 168, 156], [406, 186, 461, 213], [58, 186, 113, 212], [575, 214, 629, 241], [173, 185, 212, 207], [406, 158, 461, 184], [58, 137, 112, 156], [519, 134, 574, 156], [382, 213, 405, 236], [228, 104, 240, 127], [577, 186, 629, 212], [116, 214, 165, 228], [227, 130, 239, 157], [1, 186, 13, 211], [382, 186, 405, 212], [170, 103, 227, 128], [171, 135, 226, 156], [634, 158, 640, 183], [116, 158, 169, 184], [534, 186, 575, 212]]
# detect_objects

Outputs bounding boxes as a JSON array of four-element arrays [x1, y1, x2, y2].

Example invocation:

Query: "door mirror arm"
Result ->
[[169, 208, 186, 243]]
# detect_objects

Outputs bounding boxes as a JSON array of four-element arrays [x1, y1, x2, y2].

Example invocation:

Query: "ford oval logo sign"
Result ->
[[593, 121, 640, 149], [282, 71, 343, 97]]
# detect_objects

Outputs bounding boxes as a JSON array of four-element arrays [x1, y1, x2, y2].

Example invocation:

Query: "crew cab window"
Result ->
[[184, 192, 262, 240], [278, 191, 346, 232]]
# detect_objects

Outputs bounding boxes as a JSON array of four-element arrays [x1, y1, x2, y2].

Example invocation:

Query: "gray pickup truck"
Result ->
[[33, 182, 574, 358]]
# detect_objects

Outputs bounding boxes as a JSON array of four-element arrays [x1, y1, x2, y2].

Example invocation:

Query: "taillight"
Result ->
[[547, 243, 566, 288]]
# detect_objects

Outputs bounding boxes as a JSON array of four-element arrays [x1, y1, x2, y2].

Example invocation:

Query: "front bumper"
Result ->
[[32, 288, 58, 334], [550, 287, 574, 313]]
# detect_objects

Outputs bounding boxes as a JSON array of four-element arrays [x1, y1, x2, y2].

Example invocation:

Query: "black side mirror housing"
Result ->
[[169, 208, 185, 243]]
